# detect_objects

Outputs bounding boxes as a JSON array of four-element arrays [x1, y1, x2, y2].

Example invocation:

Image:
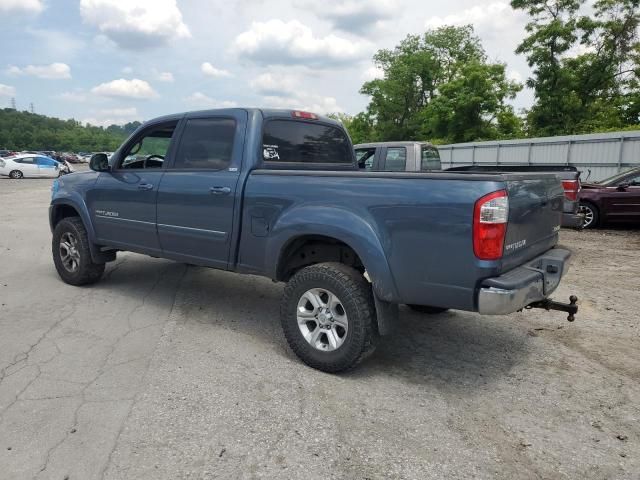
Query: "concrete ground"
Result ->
[[0, 175, 638, 480]]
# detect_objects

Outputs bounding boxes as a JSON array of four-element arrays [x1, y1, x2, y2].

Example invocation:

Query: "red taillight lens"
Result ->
[[561, 180, 580, 201], [292, 110, 318, 120], [473, 190, 509, 260]]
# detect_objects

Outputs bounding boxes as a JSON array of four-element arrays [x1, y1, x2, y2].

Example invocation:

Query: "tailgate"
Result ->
[[501, 174, 564, 271]]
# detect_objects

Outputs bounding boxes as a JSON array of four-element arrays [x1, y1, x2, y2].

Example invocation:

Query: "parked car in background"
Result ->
[[0, 150, 16, 157], [579, 167, 640, 228], [354, 142, 583, 229], [0, 154, 62, 178]]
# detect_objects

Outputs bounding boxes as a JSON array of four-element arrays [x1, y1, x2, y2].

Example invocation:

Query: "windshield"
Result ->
[[598, 168, 640, 186]]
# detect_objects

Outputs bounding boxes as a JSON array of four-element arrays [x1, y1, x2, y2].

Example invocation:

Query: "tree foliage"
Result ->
[[0, 109, 139, 151], [512, 0, 640, 135], [355, 26, 522, 143]]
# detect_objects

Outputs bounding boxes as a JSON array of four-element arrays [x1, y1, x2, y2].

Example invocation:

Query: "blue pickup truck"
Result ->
[[49, 108, 577, 372]]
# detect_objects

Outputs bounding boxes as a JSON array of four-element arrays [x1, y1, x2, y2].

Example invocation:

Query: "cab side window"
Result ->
[[119, 123, 177, 170], [355, 148, 375, 170], [172, 118, 236, 170], [421, 146, 441, 171]]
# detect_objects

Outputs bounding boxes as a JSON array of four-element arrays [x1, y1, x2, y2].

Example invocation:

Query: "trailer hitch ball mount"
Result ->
[[525, 295, 578, 322]]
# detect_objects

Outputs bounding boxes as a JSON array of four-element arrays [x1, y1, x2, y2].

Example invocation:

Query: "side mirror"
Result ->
[[617, 182, 629, 191], [89, 153, 110, 172]]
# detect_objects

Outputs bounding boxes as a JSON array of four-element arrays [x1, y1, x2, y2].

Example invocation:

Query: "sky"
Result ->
[[0, 0, 534, 127]]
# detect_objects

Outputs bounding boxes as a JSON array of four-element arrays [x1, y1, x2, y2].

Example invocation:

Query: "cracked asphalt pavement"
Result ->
[[0, 176, 639, 479]]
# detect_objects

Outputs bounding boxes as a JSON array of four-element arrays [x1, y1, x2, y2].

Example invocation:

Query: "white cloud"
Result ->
[[363, 65, 384, 81], [0, 0, 43, 13], [0, 83, 16, 97], [250, 72, 296, 96], [79, 0, 191, 49], [184, 92, 237, 109], [507, 69, 523, 83], [91, 78, 158, 99], [262, 94, 343, 115], [233, 19, 370, 66], [7, 63, 72, 79], [302, 0, 397, 32], [56, 91, 88, 102], [156, 71, 174, 82], [82, 107, 139, 127], [201, 62, 232, 78]]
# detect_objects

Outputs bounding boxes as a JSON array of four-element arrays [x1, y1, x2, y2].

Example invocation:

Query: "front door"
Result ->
[[156, 110, 247, 269], [87, 121, 179, 254], [604, 173, 640, 222]]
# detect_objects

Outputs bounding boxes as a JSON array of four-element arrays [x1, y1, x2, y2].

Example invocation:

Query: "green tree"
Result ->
[[512, 0, 640, 135], [358, 26, 522, 143]]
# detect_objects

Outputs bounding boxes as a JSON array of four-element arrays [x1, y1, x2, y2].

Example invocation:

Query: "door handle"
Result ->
[[138, 183, 154, 190], [210, 186, 231, 195]]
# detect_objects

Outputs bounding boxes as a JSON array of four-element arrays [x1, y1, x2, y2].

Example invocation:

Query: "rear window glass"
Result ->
[[384, 147, 406, 171], [421, 146, 441, 171], [262, 120, 352, 164]]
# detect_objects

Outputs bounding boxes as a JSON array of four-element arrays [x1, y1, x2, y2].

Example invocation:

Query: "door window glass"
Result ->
[[421, 146, 441, 171], [37, 157, 57, 167], [384, 147, 406, 171], [624, 175, 640, 186], [355, 148, 375, 170], [16, 157, 36, 164], [262, 120, 352, 164], [120, 123, 177, 170], [172, 118, 236, 170]]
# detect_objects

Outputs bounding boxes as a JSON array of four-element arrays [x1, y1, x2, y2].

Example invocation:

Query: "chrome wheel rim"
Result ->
[[297, 288, 349, 352], [10, 171, 22, 179], [578, 205, 594, 228], [59, 232, 81, 272]]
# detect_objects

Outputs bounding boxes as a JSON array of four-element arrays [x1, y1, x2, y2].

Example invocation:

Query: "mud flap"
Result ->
[[373, 292, 398, 335]]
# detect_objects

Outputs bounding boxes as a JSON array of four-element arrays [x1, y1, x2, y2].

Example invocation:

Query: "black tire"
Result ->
[[407, 305, 449, 314], [9, 170, 23, 179], [280, 262, 377, 373], [52, 217, 105, 285], [578, 201, 599, 229]]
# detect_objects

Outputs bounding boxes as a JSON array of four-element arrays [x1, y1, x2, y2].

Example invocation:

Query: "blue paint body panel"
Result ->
[[49, 108, 565, 313]]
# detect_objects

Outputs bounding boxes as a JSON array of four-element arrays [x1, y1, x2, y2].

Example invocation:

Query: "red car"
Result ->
[[579, 167, 640, 228]]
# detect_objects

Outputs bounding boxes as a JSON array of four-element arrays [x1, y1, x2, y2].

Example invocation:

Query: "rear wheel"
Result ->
[[9, 170, 23, 179], [280, 263, 377, 373], [578, 202, 599, 229], [52, 217, 105, 285], [407, 305, 448, 314]]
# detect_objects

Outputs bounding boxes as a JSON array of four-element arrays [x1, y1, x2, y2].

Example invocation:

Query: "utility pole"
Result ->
[[10, 97, 16, 110], [29, 103, 35, 114]]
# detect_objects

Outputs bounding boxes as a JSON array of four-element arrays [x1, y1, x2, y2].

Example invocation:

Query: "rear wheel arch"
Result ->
[[579, 201, 600, 228]]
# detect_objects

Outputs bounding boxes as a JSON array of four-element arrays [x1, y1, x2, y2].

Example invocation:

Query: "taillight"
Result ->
[[562, 180, 580, 201], [473, 190, 509, 260], [292, 110, 318, 120]]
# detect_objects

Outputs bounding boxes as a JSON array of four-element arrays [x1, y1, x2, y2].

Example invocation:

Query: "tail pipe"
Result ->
[[526, 295, 578, 322]]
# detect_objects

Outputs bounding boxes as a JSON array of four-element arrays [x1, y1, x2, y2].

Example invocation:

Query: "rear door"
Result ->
[[156, 110, 247, 269], [16, 157, 39, 177]]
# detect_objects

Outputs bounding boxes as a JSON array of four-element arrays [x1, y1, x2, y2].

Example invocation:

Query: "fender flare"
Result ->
[[50, 196, 114, 264], [265, 204, 399, 303]]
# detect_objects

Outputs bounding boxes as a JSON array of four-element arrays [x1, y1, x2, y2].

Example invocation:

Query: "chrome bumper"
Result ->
[[478, 248, 571, 315]]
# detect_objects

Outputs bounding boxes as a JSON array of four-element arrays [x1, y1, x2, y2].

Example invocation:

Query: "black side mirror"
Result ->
[[617, 182, 629, 191], [89, 153, 110, 172]]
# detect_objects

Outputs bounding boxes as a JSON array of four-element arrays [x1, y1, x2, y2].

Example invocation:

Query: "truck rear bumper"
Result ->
[[478, 248, 571, 315], [562, 212, 584, 229]]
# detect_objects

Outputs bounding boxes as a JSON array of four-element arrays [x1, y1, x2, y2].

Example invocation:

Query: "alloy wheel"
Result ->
[[296, 288, 349, 352]]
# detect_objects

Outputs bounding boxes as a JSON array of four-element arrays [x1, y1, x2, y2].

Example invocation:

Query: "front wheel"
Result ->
[[280, 263, 377, 373], [578, 202, 599, 229], [52, 217, 105, 285], [9, 170, 23, 179]]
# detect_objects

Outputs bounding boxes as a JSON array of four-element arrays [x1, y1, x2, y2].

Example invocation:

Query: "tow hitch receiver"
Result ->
[[526, 295, 578, 322]]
